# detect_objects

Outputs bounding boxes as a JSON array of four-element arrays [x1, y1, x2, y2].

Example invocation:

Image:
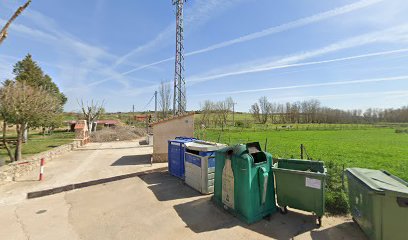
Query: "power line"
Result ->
[[143, 93, 155, 111]]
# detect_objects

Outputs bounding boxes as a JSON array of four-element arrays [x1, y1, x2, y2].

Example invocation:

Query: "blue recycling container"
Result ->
[[168, 137, 196, 179]]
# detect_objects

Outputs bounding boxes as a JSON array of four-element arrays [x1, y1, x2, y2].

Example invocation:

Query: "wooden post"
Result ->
[[264, 137, 268, 152]]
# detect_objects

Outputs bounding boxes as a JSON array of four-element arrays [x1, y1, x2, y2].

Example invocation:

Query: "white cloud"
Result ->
[[112, 0, 244, 68], [194, 75, 408, 96], [271, 90, 408, 102], [188, 24, 408, 83], [186, 0, 385, 57], [0, 8, 149, 98], [106, 0, 385, 77]]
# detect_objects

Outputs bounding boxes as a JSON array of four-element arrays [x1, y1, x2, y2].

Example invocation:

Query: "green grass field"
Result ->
[[200, 126, 408, 181], [1, 130, 75, 163]]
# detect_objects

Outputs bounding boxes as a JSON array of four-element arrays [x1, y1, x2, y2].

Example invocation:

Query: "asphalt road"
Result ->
[[0, 141, 366, 240]]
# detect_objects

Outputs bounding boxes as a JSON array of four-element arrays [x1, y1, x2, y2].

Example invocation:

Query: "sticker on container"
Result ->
[[222, 159, 234, 209], [305, 177, 321, 189]]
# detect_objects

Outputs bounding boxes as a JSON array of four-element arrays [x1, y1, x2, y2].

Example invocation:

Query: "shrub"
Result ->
[[326, 190, 349, 215], [325, 161, 350, 215], [235, 120, 251, 128], [395, 129, 408, 134], [235, 120, 244, 127]]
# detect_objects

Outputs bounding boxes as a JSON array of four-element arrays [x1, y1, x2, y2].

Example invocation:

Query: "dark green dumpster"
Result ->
[[273, 159, 327, 225], [213, 142, 277, 224], [346, 168, 408, 240]]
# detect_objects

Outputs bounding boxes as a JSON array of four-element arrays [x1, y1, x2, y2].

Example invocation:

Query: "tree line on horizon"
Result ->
[[250, 97, 408, 124], [198, 97, 408, 128]]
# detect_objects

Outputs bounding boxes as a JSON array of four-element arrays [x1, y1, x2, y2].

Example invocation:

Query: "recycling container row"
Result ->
[[213, 143, 327, 225], [167, 137, 226, 194]]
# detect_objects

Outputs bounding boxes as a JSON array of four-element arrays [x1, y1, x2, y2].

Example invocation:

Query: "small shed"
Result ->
[[150, 113, 195, 162]]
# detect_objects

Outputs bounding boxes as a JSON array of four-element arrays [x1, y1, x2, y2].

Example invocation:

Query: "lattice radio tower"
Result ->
[[172, 0, 187, 115]]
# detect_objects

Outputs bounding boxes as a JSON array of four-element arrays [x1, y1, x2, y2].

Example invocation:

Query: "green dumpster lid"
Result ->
[[346, 168, 408, 195]]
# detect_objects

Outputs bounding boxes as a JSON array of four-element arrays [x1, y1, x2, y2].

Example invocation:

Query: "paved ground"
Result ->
[[0, 140, 367, 240], [0, 140, 164, 206]]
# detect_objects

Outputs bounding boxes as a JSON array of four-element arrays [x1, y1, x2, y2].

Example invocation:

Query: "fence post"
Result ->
[[264, 137, 268, 152], [342, 164, 345, 190], [300, 144, 304, 159], [39, 158, 45, 181]]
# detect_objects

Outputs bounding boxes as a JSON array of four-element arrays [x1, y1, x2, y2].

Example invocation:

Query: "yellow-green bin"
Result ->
[[346, 168, 408, 240]]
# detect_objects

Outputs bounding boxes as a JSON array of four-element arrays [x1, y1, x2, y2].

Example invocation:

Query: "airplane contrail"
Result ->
[[88, 0, 384, 86], [194, 75, 408, 96], [267, 90, 408, 101], [189, 46, 408, 83]]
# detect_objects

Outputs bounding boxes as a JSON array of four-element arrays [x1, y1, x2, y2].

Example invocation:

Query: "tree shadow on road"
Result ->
[[111, 154, 152, 166]]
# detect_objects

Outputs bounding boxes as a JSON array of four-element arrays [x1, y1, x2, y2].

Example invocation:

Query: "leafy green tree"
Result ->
[[0, 82, 60, 161], [12, 54, 67, 134], [13, 54, 67, 106], [0, 54, 67, 161]]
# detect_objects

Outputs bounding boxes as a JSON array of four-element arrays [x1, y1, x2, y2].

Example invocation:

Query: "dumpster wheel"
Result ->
[[278, 206, 288, 215], [317, 217, 322, 227]]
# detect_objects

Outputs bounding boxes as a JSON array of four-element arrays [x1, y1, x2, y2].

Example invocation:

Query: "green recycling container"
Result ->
[[346, 168, 408, 240], [272, 159, 327, 225], [213, 142, 277, 224]]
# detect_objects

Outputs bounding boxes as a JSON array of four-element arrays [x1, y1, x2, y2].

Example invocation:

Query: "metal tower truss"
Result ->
[[172, 0, 186, 115]]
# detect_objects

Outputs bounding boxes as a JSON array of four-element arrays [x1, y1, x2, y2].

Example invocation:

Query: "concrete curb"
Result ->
[[27, 167, 168, 199]]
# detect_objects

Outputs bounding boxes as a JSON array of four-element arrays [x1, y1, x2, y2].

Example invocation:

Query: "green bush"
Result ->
[[235, 120, 251, 128], [395, 129, 408, 134], [325, 161, 350, 215], [326, 190, 349, 215]]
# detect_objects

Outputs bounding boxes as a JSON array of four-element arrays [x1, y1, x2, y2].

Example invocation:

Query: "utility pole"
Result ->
[[172, 0, 187, 116], [154, 91, 158, 121], [132, 104, 135, 126]]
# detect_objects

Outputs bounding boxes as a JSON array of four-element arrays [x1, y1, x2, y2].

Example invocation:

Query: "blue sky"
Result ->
[[1, 0, 408, 112]]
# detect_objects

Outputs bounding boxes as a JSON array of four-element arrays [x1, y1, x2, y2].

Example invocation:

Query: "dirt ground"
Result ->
[[0, 140, 367, 240]]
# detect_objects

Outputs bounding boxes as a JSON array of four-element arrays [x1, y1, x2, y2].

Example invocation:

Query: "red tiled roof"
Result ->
[[66, 120, 119, 125]]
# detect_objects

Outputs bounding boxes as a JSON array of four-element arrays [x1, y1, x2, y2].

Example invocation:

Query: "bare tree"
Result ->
[[259, 96, 271, 124], [200, 100, 213, 126], [158, 81, 171, 119], [199, 97, 234, 129], [0, 0, 31, 45], [250, 103, 261, 123], [0, 82, 60, 161], [215, 100, 229, 130], [78, 100, 105, 133]]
